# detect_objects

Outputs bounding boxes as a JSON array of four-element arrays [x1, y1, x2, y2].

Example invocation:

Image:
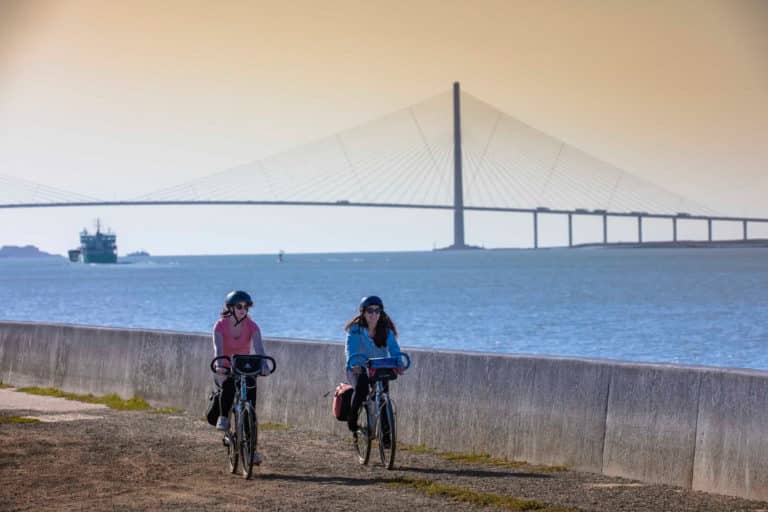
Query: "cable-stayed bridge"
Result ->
[[2, 83, 766, 248]]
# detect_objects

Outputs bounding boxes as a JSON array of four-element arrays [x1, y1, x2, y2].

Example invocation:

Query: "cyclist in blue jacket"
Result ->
[[344, 295, 402, 435]]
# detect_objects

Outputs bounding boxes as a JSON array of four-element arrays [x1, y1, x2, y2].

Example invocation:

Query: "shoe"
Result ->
[[252, 452, 262, 466], [216, 416, 229, 431]]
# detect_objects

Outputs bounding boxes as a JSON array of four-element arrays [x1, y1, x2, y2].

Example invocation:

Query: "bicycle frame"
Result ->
[[210, 354, 276, 479], [348, 352, 410, 469]]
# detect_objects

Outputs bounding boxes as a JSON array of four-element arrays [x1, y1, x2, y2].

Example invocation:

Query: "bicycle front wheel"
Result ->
[[353, 401, 371, 465], [378, 397, 396, 469], [226, 408, 239, 474], [239, 403, 257, 479]]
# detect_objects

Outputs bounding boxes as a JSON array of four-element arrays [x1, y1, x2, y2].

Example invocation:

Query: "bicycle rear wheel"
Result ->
[[378, 398, 396, 469], [353, 401, 371, 465], [226, 408, 239, 474], [239, 403, 257, 479]]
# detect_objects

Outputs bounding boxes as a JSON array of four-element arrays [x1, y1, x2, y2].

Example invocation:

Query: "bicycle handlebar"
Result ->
[[210, 355, 231, 373], [346, 351, 411, 370], [210, 355, 277, 376]]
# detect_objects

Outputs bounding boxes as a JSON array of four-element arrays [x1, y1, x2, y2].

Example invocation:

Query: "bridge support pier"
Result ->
[[533, 211, 539, 249], [568, 213, 573, 247], [743, 220, 748, 241], [602, 214, 608, 244], [673, 217, 678, 242], [708, 219, 713, 242], [638, 216, 643, 243]]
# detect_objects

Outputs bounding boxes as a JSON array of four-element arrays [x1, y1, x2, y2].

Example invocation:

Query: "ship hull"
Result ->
[[82, 252, 117, 264]]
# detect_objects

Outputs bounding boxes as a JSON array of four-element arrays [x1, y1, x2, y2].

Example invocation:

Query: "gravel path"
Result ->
[[1, 389, 766, 511]]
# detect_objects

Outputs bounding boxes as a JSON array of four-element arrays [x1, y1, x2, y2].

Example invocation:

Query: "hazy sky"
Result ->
[[1, 0, 767, 255]]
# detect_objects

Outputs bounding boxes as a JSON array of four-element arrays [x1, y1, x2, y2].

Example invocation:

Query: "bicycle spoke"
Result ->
[[379, 398, 396, 469], [353, 401, 371, 465], [227, 408, 239, 474], [240, 404, 256, 479]]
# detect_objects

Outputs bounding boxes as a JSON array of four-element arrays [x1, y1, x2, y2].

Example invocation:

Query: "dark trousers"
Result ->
[[218, 376, 257, 418], [347, 371, 389, 433]]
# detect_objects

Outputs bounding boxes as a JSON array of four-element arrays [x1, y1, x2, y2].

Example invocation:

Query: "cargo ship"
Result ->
[[68, 219, 118, 264]]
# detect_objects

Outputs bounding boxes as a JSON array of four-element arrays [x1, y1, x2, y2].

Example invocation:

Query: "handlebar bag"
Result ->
[[332, 382, 354, 421], [232, 355, 265, 374]]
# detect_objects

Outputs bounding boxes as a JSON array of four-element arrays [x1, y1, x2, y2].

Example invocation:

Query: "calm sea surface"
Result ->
[[1, 248, 767, 370]]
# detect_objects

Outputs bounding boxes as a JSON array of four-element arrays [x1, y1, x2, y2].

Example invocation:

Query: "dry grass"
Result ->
[[15, 386, 182, 413], [387, 477, 576, 511], [259, 422, 290, 430], [0, 415, 40, 424], [400, 444, 567, 473], [150, 406, 185, 414]]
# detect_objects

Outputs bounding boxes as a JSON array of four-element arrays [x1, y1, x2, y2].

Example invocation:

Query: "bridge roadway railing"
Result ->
[[1, 321, 766, 500]]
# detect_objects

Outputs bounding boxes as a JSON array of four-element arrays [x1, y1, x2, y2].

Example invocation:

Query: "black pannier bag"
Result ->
[[205, 388, 221, 426]]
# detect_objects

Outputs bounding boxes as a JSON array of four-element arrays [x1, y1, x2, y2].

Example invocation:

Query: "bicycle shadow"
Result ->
[[258, 473, 395, 487], [395, 465, 554, 479]]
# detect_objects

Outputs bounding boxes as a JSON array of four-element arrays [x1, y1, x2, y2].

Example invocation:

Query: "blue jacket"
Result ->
[[345, 323, 401, 369]]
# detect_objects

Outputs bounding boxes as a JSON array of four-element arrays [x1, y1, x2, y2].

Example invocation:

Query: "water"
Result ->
[[1, 248, 767, 370]]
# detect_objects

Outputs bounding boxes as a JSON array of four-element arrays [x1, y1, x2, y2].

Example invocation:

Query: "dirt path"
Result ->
[[1, 389, 766, 512]]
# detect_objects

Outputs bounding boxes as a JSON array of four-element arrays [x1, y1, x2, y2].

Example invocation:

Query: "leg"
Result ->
[[380, 380, 391, 438], [347, 371, 370, 432], [245, 378, 262, 465], [246, 377, 257, 408], [219, 377, 235, 418]]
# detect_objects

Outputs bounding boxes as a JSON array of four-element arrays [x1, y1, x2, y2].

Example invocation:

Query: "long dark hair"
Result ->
[[344, 311, 398, 348]]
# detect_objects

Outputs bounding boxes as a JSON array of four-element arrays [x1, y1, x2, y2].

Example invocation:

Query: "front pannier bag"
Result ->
[[332, 383, 353, 421], [206, 388, 221, 426]]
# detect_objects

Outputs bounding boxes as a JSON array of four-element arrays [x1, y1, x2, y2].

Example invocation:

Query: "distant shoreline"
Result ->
[[2, 239, 767, 259], [0, 245, 60, 259]]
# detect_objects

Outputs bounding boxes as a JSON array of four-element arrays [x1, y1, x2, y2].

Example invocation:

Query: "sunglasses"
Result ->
[[364, 307, 382, 315], [234, 303, 250, 311]]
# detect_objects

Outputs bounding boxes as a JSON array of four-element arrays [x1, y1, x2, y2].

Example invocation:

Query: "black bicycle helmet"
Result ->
[[359, 295, 384, 311], [225, 290, 253, 307]]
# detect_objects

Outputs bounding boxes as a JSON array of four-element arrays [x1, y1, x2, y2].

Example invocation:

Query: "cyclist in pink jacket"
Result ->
[[212, 290, 270, 464]]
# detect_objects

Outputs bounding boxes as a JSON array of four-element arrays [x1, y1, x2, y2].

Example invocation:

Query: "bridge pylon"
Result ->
[[440, 81, 480, 250]]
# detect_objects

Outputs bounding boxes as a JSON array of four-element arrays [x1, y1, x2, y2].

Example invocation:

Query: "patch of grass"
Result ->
[[16, 387, 154, 411], [0, 415, 40, 424], [150, 407, 185, 415], [387, 477, 575, 511], [400, 444, 567, 473], [400, 444, 438, 455], [0, 381, 13, 389], [259, 422, 289, 430], [443, 452, 529, 468]]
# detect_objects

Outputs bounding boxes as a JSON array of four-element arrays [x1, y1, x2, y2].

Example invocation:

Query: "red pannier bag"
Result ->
[[332, 382, 354, 421]]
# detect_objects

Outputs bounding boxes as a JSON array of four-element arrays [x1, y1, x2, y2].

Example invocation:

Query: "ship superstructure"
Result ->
[[68, 219, 117, 264]]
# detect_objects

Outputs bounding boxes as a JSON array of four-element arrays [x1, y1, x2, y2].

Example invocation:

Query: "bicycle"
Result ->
[[210, 354, 276, 479], [347, 351, 410, 470]]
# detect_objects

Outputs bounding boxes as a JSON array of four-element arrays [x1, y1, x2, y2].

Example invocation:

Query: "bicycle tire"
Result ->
[[227, 407, 239, 474], [378, 397, 396, 469], [240, 403, 256, 479], [353, 401, 371, 465]]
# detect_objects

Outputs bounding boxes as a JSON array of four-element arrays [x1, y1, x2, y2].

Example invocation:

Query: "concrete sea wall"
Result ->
[[1, 321, 766, 500]]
